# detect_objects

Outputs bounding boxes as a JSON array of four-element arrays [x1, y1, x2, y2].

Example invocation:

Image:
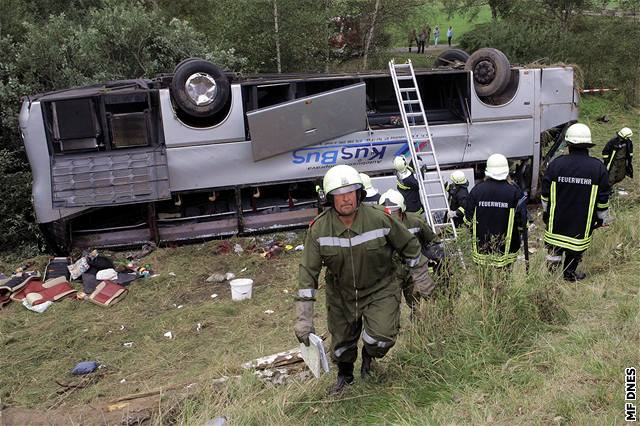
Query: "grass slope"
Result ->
[[0, 97, 638, 425]]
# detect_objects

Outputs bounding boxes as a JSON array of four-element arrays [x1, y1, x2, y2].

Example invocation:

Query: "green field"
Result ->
[[0, 94, 638, 424], [387, 4, 493, 47]]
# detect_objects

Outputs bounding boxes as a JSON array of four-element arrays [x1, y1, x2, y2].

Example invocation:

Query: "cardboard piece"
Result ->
[[300, 333, 330, 378]]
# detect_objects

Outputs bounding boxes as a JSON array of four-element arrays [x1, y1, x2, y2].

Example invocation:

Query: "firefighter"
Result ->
[[602, 127, 633, 187], [445, 170, 469, 227], [359, 173, 381, 205], [294, 165, 435, 394], [464, 154, 525, 267], [542, 123, 611, 281], [378, 189, 439, 312], [393, 155, 424, 214]]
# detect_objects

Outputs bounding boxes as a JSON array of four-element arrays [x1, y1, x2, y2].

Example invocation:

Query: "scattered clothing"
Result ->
[[22, 299, 53, 313], [68, 257, 89, 280], [43, 257, 70, 282], [11, 276, 75, 305], [72, 361, 99, 375], [89, 281, 127, 307], [0, 271, 41, 294]]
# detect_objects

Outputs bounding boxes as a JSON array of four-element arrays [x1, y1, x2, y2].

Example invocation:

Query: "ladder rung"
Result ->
[[394, 63, 411, 68], [422, 179, 441, 183], [430, 208, 449, 212], [434, 223, 453, 227], [426, 193, 445, 198], [417, 151, 434, 156], [396, 75, 414, 80], [406, 112, 422, 117], [400, 88, 416, 92], [403, 100, 420, 104]]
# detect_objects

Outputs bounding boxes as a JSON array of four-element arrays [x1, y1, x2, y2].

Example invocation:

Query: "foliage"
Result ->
[[441, 0, 516, 20]]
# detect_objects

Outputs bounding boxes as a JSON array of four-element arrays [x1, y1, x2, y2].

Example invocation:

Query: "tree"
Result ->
[[442, 0, 515, 20]]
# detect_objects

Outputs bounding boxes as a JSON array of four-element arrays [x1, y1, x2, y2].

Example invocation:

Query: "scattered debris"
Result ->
[[72, 361, 99, 375], [163, 331, 174, 339], [618, 190, 629, 196], [210, 294, 218, 299], [205, 416, 228, 426], [123, 342, 134, 348], [596, 115, 610, 123], [233, 243, 244, 254], [224, 272, 235, 281], [124, 242, 156, 261], [119, 325, 126, 331], [264, 310, 275, 314], [119, 379, 127, 384], [196, 323, 203, 332], [206, 273, 225, 283], [240, 267, 248, 273], [283, 289, 289, 294], [295, 244, 304, 251], [22, 299, 53, 313], [169, 272, 176, 277], [284, 245, 294, 251]]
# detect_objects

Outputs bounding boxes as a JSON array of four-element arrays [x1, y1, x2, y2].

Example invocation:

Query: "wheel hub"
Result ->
[[474, 60, 496, 85], [185, 72, 217, 106]]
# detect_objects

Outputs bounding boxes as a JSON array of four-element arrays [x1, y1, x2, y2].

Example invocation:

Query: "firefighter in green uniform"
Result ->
[[602, 127, 633, 187], [464, 154, 525, 267], [445, 170, 469, 228], [542, 123, 611, 281], [378, 189, 439, 312], [294, 165, 435, 394]]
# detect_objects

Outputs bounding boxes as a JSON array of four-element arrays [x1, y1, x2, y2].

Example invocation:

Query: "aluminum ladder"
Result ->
[[388, 59, 458, 240]]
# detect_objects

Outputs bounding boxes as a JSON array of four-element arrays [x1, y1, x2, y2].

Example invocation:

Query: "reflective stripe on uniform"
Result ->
[[548, 181, 557, 234], [317, 228, 390, 248], [334, 340, 357, 358], [406, 254, 421, 267], [397, 181, 410, 190], [544, 231, 591, 251], [298, 288, 316, 299], [362, 329, 393, 348], [407, 227, 420, 234], [597, 202, 609, 209], [457, 206, 465, 214], [584, 185, 598, 237], [606, 149, 617, 171], [471, 208, 518, 267]]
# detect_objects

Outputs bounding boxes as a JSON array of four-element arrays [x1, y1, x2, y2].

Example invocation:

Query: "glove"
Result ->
[[448, 210, 458, 218], [410, 262, 436, 299], [294, 300, 315, 346]]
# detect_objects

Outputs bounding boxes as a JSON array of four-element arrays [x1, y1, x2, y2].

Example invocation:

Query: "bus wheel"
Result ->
[[434, 48, 470, 67], [170, 59, 230, 118], [465, 48, 511, 97]]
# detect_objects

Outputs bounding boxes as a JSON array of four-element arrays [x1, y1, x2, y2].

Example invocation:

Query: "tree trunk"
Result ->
[[273, 0, 282, 73], [362, 0, 381, 70]]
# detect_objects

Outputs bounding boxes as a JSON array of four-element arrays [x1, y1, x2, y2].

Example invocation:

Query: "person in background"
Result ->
[[602, 127, 633, 188], [394, 156, 424, 214], [465, 154, 525, 268], [360, 173, 381, 205], [417, 27, 427, 53], [378, 189, 438, 316], [408, 29, 417, 53], [542, 123, 610, 281], [445, 170, 469, 227], [447, 26, 454, 46], [433, 26, 440, 46]]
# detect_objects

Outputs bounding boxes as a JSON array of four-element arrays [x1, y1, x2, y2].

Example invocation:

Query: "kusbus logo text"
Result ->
[[292, 145, 387, 165]]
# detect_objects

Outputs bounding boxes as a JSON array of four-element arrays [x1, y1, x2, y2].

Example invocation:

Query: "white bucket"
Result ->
[[229, 278, 253, 301]]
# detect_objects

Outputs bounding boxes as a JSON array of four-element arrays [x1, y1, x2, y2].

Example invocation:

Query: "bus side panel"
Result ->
[[19, 101, 87, 224], [164, 124, 471, 191], [463, 118, 534, 163]]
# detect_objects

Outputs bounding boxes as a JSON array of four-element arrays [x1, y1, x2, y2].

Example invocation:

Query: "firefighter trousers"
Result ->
[[328, 291, 400, 364], [549, 246, 583, 277]]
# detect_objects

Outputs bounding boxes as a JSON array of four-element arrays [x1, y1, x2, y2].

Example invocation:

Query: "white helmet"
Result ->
[[393, 156, 408, 173], [379, 189, 406, 212], [359, 173, 379, 197], [485, 153, 509, 181], [323, 164, 364, 196], [565, 123, 594, 147], [618, 127, 633, 139], [450, 170, 468, 185]]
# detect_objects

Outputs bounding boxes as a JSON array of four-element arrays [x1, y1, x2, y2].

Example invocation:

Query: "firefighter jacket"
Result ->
[[541, 149, 610, 252], [602, 135, 633, 185], [297, 204, 425, 318], [396, 167, 424, 213], [395, 211, 439, 280], [445, 182, 469, 227], [363, 193, 381, 205], [465, 179, 524, 267]]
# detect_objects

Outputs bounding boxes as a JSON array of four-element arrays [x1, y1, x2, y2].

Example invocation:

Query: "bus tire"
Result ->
[[434, 49, 470, 67], [170, 59, 230, 118], [465, 48, 511, 97]]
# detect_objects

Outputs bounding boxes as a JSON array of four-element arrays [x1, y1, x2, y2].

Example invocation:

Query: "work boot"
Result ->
[[564, 271, 586, 282], [329, 362, 354, 395], [360, 347, 373, 379]]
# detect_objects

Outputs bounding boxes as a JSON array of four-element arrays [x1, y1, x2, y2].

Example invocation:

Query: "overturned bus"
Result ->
[[19, 48, 578, 253]]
